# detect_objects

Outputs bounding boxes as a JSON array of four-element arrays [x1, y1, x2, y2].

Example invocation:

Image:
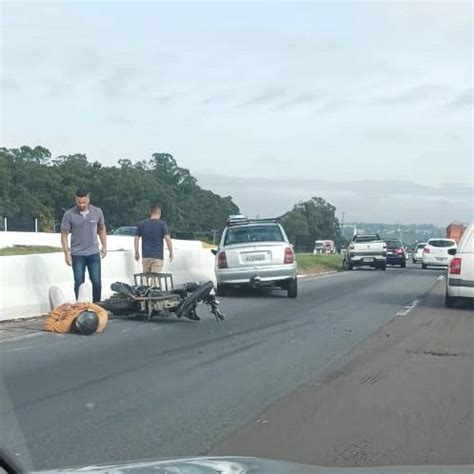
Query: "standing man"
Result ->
[[61, 188, 107, 302], [134, 203, 173, 273]]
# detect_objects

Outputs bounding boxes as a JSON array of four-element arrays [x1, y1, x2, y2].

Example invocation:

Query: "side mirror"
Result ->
[[211, 249, 218, 256], [448, 248, 457, 256]]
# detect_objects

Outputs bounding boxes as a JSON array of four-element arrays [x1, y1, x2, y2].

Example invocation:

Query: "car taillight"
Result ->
[[217, 251, 228, 269], [424, 247, 431, 254], [395, 248, 404, 255], [449, 257, 462, 275], [284, 247, 294, 264]]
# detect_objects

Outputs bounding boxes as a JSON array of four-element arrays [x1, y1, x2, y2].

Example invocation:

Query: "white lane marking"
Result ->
[[0, 331, 46, 344], [7, 346, 34, 352], [396, 299, 421, 316], [437, 275, 445, 281]]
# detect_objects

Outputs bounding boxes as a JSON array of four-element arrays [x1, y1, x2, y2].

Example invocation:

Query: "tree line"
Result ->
[[0, 145, 344, 248], [0, 146, 239, 238]]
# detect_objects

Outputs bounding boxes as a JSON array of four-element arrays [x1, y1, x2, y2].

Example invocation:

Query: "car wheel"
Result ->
[[401, 260, 406, 268], [343, 259, 353, 271], [380, 264, 386, 271], [287, 278, 298, 298], [445, 291, 456, 308], [216, 284, 227, 297], [422, 263, 427, 269]]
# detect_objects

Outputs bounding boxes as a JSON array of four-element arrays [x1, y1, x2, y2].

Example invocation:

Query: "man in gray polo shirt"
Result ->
[[61, 189, 107, 302]]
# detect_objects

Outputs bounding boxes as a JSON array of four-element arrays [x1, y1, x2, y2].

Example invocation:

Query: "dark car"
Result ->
[[385, 239, 407, 268]]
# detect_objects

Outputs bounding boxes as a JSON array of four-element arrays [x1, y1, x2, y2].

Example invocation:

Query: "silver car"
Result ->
[[214, 217, 298, 298]]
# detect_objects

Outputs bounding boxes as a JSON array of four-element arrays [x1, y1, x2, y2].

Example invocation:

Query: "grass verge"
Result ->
[[296, 253, 343, 275], [0, 245, 63, 256]]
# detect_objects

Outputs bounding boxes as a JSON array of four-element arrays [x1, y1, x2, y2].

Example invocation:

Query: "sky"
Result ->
[[1, 1, 472, 226]]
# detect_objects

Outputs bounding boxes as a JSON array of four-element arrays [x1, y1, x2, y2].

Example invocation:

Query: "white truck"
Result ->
[[342, 233, 387, 271]]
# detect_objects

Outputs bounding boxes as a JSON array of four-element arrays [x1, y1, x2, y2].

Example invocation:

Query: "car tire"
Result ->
[[445, 291, 456, 308], [380, 264, 387, 271], [401, 260, 406, 268], [216, 284, 227, 297], [422, 263, 427, 269], [287, 278, 298, 298], [343, 259, 353, 271]]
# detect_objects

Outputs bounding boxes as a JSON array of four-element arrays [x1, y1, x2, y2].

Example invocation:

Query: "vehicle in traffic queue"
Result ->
[[421, 238, 457, 269], [342, 233, 387, 271], [213, 215, 298, 298], [445, 223, 474, 308], [385, 239, 407, 268], [113, 226, 138, 236], [412, 242, 427, 264]]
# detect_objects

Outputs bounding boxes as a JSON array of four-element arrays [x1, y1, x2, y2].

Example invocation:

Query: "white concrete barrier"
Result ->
[[0, 233, 216, 321]]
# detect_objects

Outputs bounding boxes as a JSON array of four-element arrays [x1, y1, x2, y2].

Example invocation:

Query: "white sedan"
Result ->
[[422, 238, 457, 269]]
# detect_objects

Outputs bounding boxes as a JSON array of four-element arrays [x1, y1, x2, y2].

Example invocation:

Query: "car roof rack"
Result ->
[[226, 216, 280, 227]]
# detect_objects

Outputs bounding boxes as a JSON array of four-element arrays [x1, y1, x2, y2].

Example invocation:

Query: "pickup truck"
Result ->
[[342, 234, 387, 270]]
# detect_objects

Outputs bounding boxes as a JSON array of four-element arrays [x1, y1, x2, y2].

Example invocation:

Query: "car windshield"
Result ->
[[429, 240, 456, 248], [416, 243, 426, 250], [224, 225, 284, 245], [386, 241, 402, 248]]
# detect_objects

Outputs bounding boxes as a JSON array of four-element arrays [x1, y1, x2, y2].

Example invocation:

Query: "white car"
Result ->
[[422, 238, 457, 269], [445, 224, 474, 308], [214, 216, 298, 298], [412, 242, 427, 264]]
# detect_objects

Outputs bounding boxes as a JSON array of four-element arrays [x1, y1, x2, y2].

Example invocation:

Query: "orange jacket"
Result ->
[[43, 302, 108, 334]]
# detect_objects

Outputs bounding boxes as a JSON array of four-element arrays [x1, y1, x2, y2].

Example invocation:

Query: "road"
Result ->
[[0, 264, 444, 471]]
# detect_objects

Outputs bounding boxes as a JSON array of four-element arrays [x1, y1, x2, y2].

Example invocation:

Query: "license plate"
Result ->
[[363, 257, 374, 262], [245, 254, 266, 262], [436, 257, 447, 262]]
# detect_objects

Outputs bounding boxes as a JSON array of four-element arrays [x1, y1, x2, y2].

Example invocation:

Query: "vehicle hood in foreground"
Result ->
[[34, 456, 474, 474]]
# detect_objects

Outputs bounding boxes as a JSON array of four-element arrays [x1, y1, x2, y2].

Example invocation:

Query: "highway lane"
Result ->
[[0, 264, 444, 470]]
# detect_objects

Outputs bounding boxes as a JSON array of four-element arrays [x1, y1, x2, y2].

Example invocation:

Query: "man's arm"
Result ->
[[98, 210, 107, 258], [60, 212, 72, 266], [61, 232, 72, 266], [165, 234, 174, 262], [134, 236, 141, 261], [98, 224, 107, 258]]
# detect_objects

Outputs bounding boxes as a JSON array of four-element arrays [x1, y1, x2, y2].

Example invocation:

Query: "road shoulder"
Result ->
[[213, 281, 474, 466]]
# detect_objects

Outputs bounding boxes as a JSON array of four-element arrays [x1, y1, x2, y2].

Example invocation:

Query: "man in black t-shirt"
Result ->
[[134, 203, 174, 273]]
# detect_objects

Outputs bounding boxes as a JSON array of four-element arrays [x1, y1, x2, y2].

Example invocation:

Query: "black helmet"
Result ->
[[71, 310, 99, 335]]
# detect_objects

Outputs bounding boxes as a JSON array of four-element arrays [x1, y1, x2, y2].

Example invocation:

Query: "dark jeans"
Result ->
[[72, 253, 102, 302]]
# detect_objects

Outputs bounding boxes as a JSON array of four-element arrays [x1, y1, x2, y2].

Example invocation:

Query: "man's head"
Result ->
[[150, 203, 162, 218], [75, 188, 90, 212], [71, 310, 99, 335]]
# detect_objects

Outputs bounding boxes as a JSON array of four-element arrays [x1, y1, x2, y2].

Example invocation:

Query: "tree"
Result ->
[[279, 196, 343, 251], [0, 146, 239, 234]]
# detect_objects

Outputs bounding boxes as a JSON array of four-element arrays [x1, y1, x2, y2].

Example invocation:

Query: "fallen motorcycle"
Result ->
[[98, 273, 225, 322]]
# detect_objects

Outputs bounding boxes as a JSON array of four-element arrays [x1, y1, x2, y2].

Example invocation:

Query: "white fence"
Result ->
[[0, 233, 216, 321]]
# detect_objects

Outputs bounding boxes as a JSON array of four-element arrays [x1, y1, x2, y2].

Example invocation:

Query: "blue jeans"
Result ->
[[72, 253, 102, 302]]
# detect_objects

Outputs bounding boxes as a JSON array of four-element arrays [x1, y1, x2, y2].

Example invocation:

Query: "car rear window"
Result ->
[[429, 239, 456, 248], [224, 225, 284, 245], [416, 243, 426, 250], [353, 235, 379, 243], [386, 240, 402, 248]]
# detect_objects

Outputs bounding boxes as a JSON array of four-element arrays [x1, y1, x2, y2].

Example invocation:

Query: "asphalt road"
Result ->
[[0, 264, 444, 471]]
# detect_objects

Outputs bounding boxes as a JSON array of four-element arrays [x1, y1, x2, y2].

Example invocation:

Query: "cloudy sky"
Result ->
[[1, 1, 472, 225]]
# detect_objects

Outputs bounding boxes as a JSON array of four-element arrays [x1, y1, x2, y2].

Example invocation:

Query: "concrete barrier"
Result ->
[[0, 233, 216, 321]]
